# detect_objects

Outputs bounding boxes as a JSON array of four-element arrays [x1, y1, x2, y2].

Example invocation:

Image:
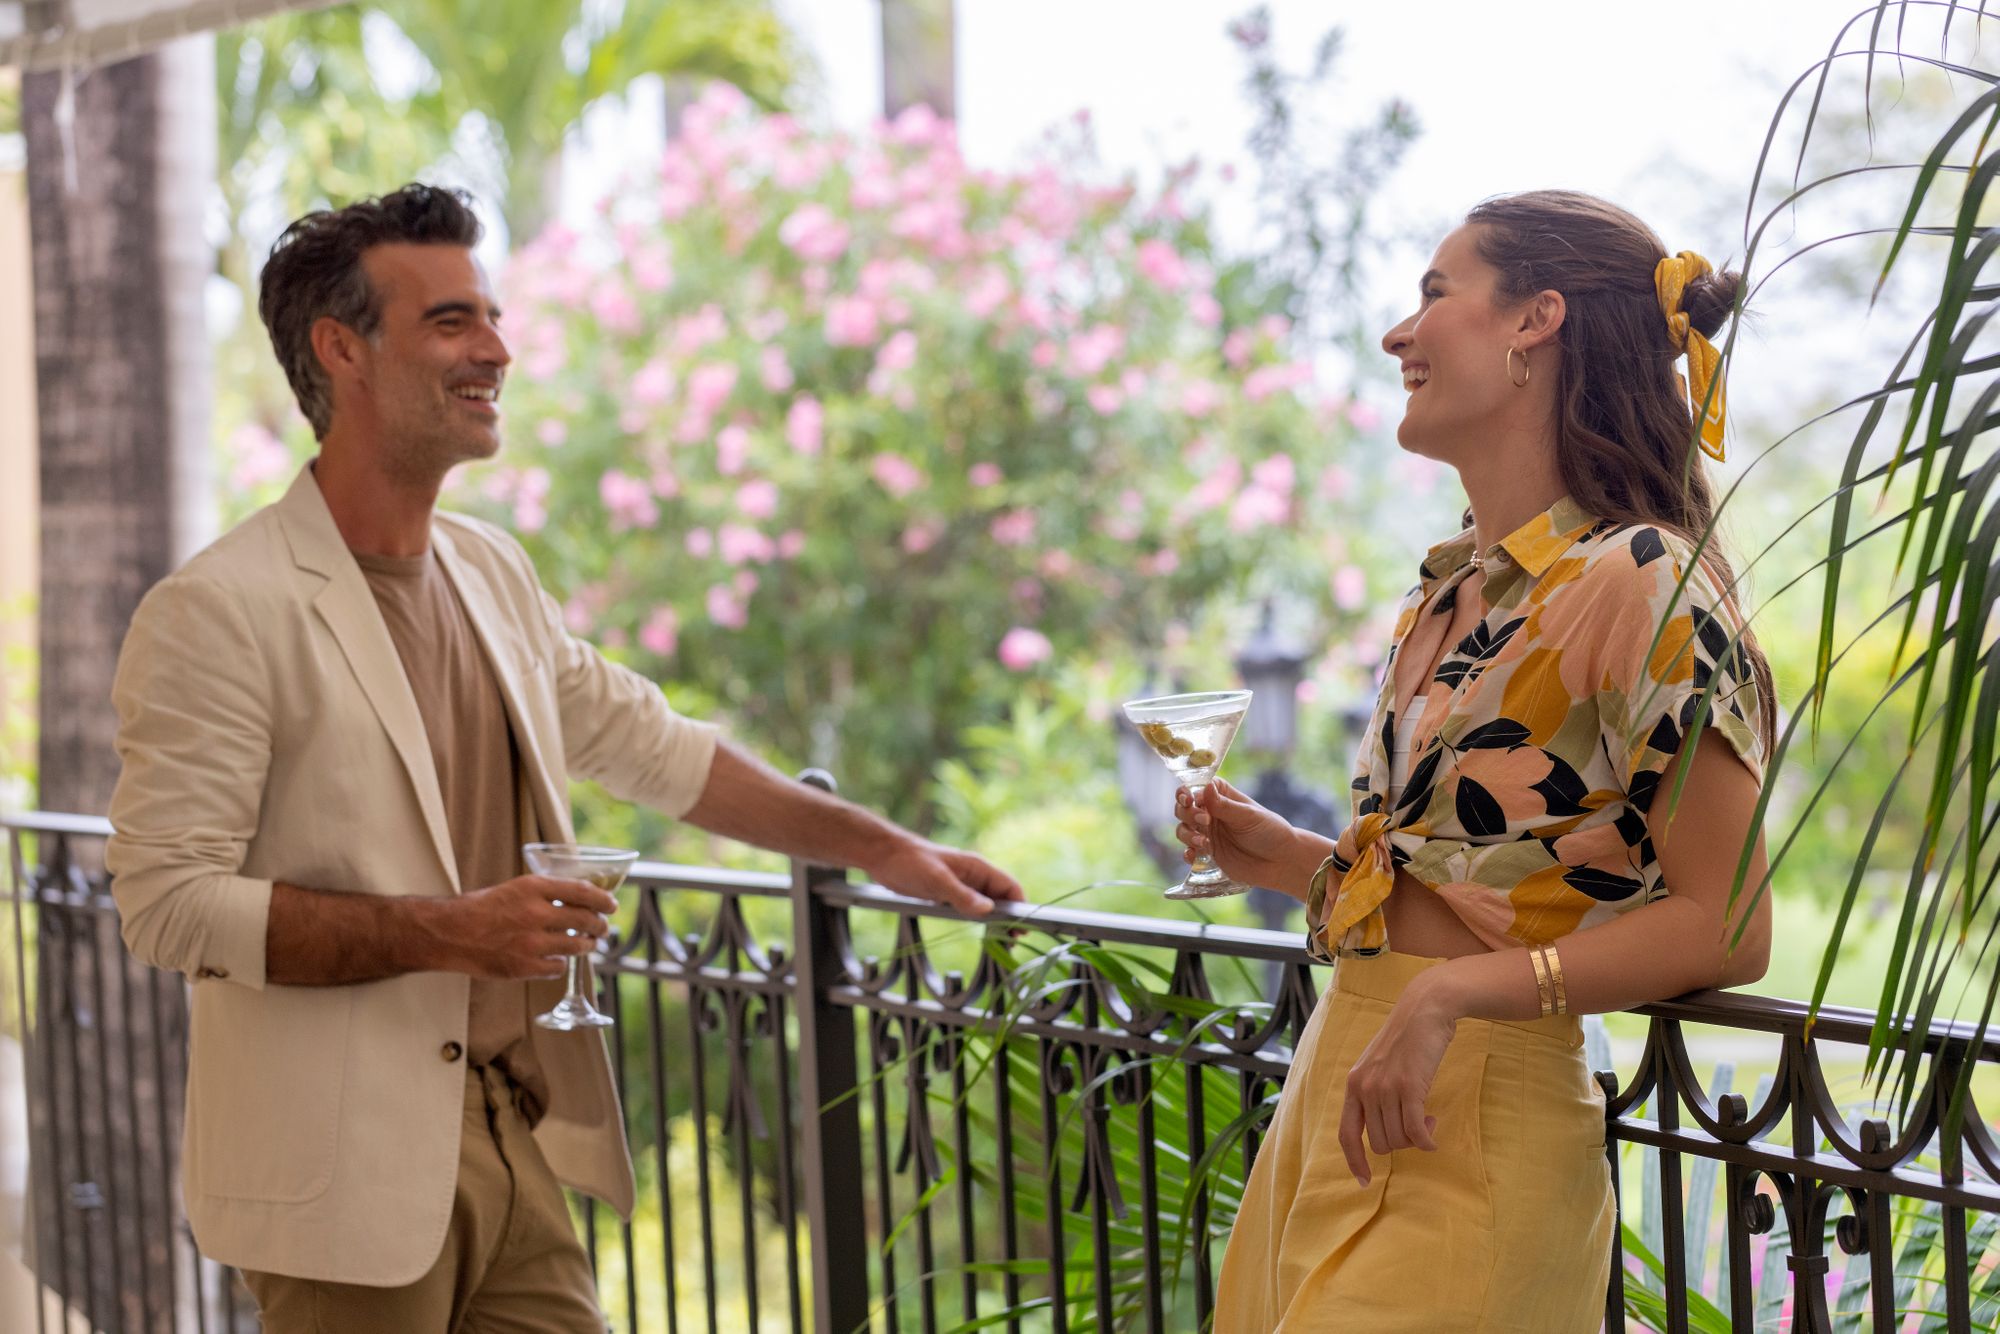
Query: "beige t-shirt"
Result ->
[[356, 548, 545, 1108]]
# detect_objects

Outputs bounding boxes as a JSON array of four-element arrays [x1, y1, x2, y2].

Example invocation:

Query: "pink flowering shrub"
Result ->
[[468, 84, 1373, 822]]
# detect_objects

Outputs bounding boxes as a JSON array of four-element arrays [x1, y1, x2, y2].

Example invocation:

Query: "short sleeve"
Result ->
[[1599, 531, 1766, 815]]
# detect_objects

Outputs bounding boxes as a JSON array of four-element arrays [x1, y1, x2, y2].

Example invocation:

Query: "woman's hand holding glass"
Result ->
[[1172, 778, 1309, 894]]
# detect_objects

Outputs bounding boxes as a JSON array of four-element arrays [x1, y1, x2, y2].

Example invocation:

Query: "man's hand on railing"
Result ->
[[858, 836, 1025, 917]]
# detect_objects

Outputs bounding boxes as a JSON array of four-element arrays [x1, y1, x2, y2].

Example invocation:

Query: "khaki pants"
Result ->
[[244, 1064, 605, 1333]]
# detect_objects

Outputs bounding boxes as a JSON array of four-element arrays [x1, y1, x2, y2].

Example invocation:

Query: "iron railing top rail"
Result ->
[[9, 807, 1998, 1063]]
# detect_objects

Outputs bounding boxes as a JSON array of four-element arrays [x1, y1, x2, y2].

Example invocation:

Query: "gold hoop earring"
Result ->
[[1506, 345, 1531, 388]]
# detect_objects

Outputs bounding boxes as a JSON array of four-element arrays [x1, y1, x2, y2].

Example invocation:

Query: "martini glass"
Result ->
[[1121, 690, 1254, 899], [524, 842, 638, 1031]]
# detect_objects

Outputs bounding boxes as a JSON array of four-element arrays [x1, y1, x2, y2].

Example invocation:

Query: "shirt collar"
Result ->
[[1498, 494, 1597, 576], [1417, 494, 1597, 586]]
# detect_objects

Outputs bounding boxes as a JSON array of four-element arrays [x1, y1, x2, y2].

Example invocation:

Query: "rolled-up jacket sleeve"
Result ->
[[106, 576, 274, 990]]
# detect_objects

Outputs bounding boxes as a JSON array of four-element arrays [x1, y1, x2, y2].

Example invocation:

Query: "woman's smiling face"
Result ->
[[1380, 224, 1537, 464]]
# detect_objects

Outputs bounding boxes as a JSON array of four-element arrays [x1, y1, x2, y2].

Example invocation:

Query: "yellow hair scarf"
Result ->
[[1653, 250, 1729, 463]]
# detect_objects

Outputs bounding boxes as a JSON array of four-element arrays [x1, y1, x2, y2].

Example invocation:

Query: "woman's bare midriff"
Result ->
[[1381, 867, 1490, 959]]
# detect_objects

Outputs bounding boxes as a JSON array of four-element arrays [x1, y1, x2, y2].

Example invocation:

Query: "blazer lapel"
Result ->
[[273, 466, 461, 892], [430, 524, 571, 844]]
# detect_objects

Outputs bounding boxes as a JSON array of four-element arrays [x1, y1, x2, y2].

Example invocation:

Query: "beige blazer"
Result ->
[[106, 465, 718, 1285]]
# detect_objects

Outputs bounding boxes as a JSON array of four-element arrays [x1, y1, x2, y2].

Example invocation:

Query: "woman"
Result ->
[[1184, 191, 1776, 1333]]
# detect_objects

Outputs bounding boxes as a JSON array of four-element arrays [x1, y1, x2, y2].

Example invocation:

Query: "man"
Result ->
[[106, 183, 1022, 1332]]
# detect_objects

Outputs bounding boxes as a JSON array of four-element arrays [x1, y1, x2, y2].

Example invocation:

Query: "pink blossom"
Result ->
[[1038, 549, 1074, 578], [686, 528, 714, 557], [733, 570, 759, 596], [997, 626, 1054, 671], [1140, 550, 1180, 577], [990, 508, 1037, 547], [671, 304, 729, 358], [778, 203, 852, 263], [630, 358, 675, 408], [761, 346, 795, 392], [718, 523, 776, 565], [1223, 329, 1254, 369], [966, 266, 1011, 319], [1228, 486, 1291, 533], [716, 424, 751, 476], [1345, 398, 1382, 431], [888, 102, 947, 147], [1185, 456, 1243, 515], [876, 329, 919, 374], [1245, 362, 1314, 402], [1180, 380, 1221, 417], [687, 362, 738, 417], [1120, 367, 1149, 398], [510, 467, 551, 534], [639, 607, 679, 657], [902, 520, 943, 554], [1297, 679, 1320, 704], [786, 396, 824, 456], [228, 422, 288, 491], [706, 583, 748, 630], [851, 165, 897, 210], [1251, 454, 1297, 494], [735, 479, 779, 520], [1259, 314, 1294, 342], [536, 419, 569, 447], [1333, 564, 1368, 610], [1087, 384, 1124, 415], [1030, 341, 1059, 370], [629, 243, 674, 293], [618, 406, 650, 435], [1190, 292, 1223, 327], [825, 295, 881, 348], [1318, 464, 1354, 501], [650, 466, 680, 499], [778, 529, 806, 559], [871, 453, 925, 498], [969, 462, 1003, 487], [1068, 323, 1127, 378], [590, 282, 641, 336], [1011, 578, 1042, 607], [1136, 238, 1190, 291], [600, 469, 659, 531]]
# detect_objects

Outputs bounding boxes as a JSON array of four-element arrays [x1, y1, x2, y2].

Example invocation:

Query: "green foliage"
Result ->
[[461, 85, 1388, 830], [1726, 5, 2000, 1103]]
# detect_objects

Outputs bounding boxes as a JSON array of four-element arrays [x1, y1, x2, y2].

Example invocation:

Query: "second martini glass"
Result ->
[[524, 841, 638, 1031], [1122, 689, 1254, 899]]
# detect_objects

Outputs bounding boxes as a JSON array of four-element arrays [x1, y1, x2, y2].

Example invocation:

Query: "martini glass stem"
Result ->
[[1186, 782, 1223, 879], [561, 955, 592, 1014]]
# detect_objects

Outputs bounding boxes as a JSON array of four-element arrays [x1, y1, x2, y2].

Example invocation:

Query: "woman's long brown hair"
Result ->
[[1464, 189, 1778, 756]]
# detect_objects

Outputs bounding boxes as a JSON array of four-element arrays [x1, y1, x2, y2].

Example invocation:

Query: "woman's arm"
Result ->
[[1417, 726, 1771, 1024], [1335, 726, 1770, 1181]]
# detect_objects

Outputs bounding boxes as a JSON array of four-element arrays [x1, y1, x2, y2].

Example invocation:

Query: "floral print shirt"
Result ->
[[1305, 494, 1767, 961]]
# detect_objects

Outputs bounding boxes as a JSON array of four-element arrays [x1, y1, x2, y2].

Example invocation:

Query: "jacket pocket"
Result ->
[[187, 984, 351, 1202]]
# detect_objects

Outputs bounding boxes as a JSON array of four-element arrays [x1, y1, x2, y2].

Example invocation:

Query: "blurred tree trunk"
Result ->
[[22, 36, 213, 1334], [880, 0, 955, 119]]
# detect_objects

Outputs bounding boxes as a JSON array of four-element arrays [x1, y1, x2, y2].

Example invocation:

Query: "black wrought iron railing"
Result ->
[[5, 804, 2000, 1333]]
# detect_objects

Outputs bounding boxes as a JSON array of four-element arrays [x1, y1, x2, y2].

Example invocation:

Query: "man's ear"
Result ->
[[1515, 289, 1566, 352], [309, 316, 368, 386]]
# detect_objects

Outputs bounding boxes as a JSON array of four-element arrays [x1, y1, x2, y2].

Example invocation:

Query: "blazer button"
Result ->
[[441, 1041, 464, 1063]]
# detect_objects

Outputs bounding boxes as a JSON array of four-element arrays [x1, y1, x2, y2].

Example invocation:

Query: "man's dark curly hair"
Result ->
[[257, 183, 483, 439]]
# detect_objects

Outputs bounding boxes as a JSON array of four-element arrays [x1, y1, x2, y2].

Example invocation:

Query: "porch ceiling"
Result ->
[[1, 0, 345, 71]]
